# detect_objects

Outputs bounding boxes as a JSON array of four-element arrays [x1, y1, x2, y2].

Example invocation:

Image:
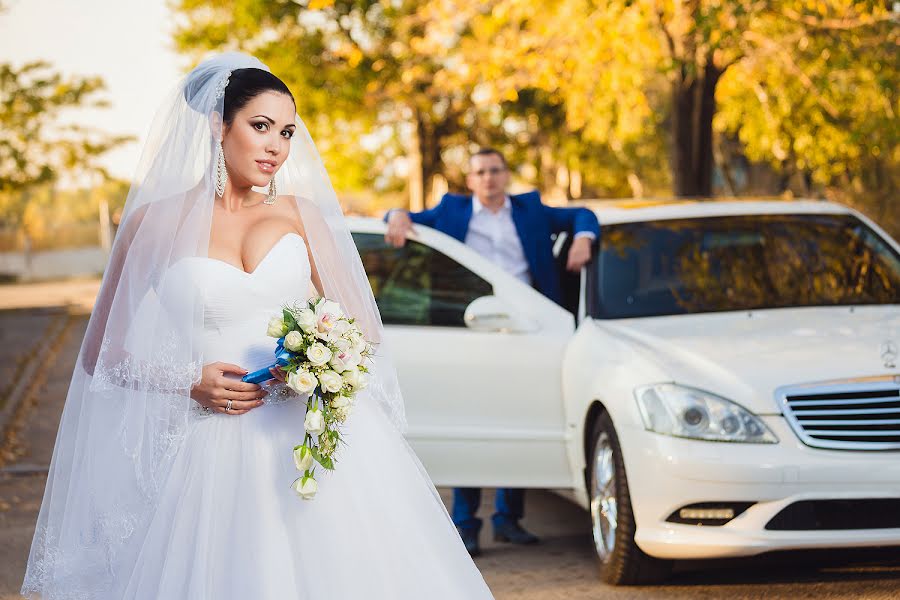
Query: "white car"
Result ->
[[348, 200, 900, 584]]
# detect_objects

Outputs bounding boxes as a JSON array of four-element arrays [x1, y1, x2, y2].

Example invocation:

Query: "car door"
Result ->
[[351, 221, 575, 488]]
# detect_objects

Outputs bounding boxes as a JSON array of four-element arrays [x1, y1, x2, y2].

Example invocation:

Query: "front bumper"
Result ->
[[619, 416, 900, 560]]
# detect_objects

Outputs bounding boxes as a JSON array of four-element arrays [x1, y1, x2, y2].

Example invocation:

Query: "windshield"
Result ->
[[593, 213, 900, 319]]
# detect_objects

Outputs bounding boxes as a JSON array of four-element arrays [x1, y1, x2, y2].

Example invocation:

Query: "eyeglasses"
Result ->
[[471, 167, 506, 177]]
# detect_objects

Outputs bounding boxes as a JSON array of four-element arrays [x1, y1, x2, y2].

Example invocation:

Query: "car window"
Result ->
[[594, 214, 900, 319], [352, 233, 493, 326]]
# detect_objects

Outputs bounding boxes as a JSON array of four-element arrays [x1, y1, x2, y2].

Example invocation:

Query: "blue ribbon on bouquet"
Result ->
[[242, 337, 295, 384]]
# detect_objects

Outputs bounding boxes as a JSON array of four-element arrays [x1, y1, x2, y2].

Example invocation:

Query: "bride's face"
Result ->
[[222, 91, 296, 189]]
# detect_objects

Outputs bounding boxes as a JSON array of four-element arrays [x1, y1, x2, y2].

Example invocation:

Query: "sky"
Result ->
[[1, 0, 184, 180]]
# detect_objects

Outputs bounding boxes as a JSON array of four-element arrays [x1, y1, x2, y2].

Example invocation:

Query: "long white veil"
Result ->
[[22, 52, 405, 598]]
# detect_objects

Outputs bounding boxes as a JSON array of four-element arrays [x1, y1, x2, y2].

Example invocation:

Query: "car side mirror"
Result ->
[[463, 295, 538, 333]]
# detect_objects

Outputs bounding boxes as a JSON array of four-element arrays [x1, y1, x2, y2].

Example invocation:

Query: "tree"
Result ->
[[174, 0, 484, 209], [715, 2, 899, 232], [0, 61, 131, 229], [464, 0, 897, 204]]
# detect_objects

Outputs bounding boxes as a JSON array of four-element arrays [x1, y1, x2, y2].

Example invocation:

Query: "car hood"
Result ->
[[594, 305, 900, 414]]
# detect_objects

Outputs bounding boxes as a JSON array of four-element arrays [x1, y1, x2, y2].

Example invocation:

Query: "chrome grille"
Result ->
[[777, 380, 900, 451]]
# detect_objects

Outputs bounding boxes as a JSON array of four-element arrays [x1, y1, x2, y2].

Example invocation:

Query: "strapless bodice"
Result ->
[[167, 233, 313, 372]]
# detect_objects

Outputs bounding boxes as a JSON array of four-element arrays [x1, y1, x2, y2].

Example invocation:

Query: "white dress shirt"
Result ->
[[464, 196, 532, 284]]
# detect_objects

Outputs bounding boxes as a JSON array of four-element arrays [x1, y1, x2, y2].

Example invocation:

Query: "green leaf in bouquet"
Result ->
[[282, 308, 297, 331], [308, 445, 333, 470]]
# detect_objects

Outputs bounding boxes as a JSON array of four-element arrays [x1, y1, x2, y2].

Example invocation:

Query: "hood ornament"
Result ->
[[881, 340, 898, 369]]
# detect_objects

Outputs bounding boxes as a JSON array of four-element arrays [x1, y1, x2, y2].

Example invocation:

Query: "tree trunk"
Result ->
[[407, 116, 424, 212], [411, 110, 446, 209], [672, 58, 721, 197]]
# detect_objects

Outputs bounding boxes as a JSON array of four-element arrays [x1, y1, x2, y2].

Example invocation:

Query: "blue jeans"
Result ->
[[452, 488, 524, 532]]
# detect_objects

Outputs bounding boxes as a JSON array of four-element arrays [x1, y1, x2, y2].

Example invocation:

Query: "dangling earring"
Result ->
[[264, 177, 277, 205], [215, 140, 227, 197]]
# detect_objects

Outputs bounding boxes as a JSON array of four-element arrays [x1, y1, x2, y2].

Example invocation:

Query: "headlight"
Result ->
[[634, 383, 778, 444]]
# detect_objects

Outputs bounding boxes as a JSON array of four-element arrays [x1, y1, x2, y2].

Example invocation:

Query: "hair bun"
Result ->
[[181, 52, 269, 113]]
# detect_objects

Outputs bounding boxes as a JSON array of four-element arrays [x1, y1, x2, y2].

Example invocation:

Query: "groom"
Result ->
[[384, 148, 600, 556]]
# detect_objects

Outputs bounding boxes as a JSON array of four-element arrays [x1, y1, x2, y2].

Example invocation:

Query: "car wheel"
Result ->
[[588, 410, 672, 585]]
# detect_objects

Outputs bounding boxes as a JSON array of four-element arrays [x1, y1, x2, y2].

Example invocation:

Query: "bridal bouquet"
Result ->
[[244, 297, 372, 500]]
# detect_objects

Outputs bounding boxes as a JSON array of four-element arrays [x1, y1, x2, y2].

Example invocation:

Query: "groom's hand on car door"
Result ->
[[385, 210, 413, 248], [566, 236, 593, 272], [190, 362, 268, 415]]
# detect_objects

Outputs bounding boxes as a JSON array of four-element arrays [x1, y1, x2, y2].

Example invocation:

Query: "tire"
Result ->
[[587, 410, 673, 585]]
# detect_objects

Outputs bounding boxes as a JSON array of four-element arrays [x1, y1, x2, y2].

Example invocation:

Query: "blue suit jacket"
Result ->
[[387, 192, 600, 304]]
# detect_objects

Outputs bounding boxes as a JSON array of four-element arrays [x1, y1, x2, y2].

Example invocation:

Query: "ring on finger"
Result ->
[[225, 399, 233, 412]]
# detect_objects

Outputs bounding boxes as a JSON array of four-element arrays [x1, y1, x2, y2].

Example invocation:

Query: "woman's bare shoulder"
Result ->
[[276, 195, 326, 233]]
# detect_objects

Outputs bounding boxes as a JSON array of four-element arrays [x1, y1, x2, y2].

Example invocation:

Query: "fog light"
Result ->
[[679, 508, 734, 521], [666, 502, 755, 526]]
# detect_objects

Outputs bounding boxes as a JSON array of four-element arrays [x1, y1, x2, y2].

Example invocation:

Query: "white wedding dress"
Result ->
[[119, 232, 494, 598]]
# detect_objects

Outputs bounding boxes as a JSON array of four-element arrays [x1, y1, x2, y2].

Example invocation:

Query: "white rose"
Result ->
[[304, 407, 326, 436], [283, 330, 305, 352], [341, 367, 361, 390], [296, 308, 317, 333], [319, 370, 343, 393], [357, 371, 369, 390], [330, 395, 350, 409], [266, 316, 288, 338], [286, 370, 317, 394], [293, 445, 314, 471], [306, 342, 332, 367], [292, 476, 318, 500]]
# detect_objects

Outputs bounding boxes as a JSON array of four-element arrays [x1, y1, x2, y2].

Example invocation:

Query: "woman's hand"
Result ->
[[190, 362, 268, 415], [269, 365, 287, 383]]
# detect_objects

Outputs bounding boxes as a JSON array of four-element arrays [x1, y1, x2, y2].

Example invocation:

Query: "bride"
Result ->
[[22, 53, 495, 599]]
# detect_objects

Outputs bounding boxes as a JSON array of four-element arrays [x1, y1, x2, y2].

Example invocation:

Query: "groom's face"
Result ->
[[467, 153, 509, 202]]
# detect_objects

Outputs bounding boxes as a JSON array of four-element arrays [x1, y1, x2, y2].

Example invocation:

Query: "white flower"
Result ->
[[304, 407, 326, 435], [329, 351, 351, 372], [306, 342, 332, 367], [293, 476, 318, 500], [266, 316, 288, 338], [283, 330, 304, 352], [334, 337, 351, 353], [287, 370, 317, 394], [330, 395, 350, 409], [315, 298, 344, 319], [315, 299, 343, 334], [356, 371, 369, 390], [296, 308, 317, 333], [331, 319, 351, 339], [341, 367, 361, 390], [319, 370, 343, 393], [350, 333, 368, 354], [344, 351, 362, 370], [293, 445, 314, 471]]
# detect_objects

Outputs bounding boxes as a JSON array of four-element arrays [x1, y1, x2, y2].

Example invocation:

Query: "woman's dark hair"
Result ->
[[223, 68, 294, 124], [183, 66, 295, 117]]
